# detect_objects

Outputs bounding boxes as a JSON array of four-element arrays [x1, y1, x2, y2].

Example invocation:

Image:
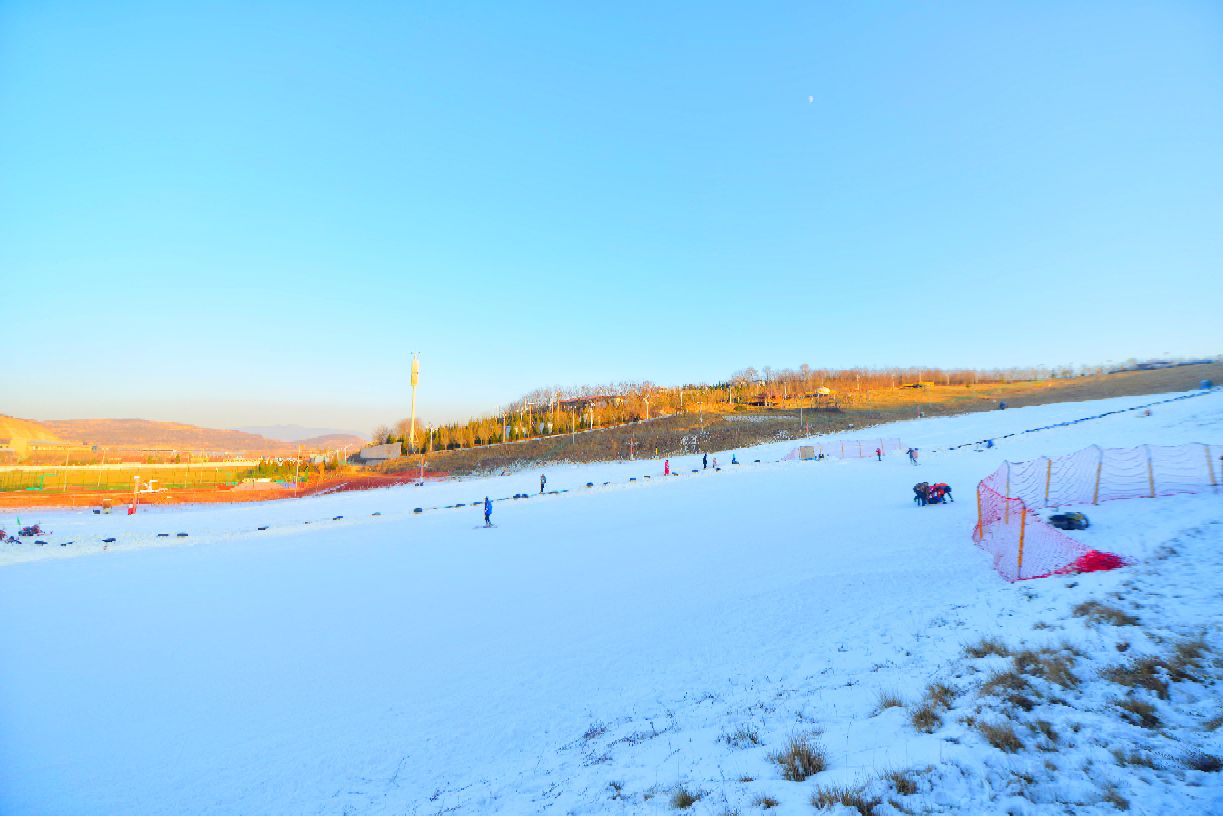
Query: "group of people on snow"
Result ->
[[913, 481, 953, 506]]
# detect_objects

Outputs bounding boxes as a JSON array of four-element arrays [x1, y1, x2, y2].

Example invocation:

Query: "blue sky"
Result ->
[[2, 1, 1220, 434]]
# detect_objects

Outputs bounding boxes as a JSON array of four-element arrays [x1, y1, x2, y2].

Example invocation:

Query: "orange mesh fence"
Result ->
[[974, 442, 1219, 581], [786, 437, 903, 460], [300, 471, 449, 496], [973, 483, 1093, 581]]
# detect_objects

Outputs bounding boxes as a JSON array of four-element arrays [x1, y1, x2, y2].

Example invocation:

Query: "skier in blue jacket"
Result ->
[[484, 497, 493, 527]]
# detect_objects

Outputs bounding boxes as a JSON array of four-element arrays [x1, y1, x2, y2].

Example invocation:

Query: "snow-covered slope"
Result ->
[[1, 390, 1220, 815]]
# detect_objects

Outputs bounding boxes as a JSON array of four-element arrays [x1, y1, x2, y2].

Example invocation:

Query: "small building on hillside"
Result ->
[[358, 443, 400, 464]]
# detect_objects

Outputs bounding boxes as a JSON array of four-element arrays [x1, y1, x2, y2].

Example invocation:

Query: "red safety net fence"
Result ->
[[972, 443, 1219, 581], [786, 437, 903, 460]]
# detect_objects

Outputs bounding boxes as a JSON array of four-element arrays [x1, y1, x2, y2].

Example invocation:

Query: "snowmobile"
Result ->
[[1048, 512, 1089, 531]]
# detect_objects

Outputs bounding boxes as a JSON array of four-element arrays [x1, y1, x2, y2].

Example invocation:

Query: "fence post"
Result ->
[[1145, 444, 1156, 498], [1043, 457, 1052, 506], [1004, 462, 1011, 524], [1206, 444, 1217, 488], [975, 485, 983, 539], [1092, 446, 1103, 505], [1017, 505, 1027, 580]]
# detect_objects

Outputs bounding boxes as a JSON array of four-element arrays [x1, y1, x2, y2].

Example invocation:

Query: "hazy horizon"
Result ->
[[4, 2, 1220, 431]]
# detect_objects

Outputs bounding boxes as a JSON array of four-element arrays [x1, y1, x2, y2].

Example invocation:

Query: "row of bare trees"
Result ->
[[370, 363, 1114, 455]]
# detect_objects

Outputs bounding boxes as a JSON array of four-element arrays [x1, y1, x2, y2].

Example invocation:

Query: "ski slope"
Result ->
[[1, 390, 1220, 815]]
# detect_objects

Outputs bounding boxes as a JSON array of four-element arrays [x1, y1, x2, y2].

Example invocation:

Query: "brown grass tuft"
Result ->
[[1102, 785, 1130, 810], [769, 734, 826, 781], [1115, 698, 1161, 729], [874, 690, 905, 713], [720, 725, 761, 748], [976, 720, 1024, 753], [964, 637, 1011, 658], [925, 682, 958, 710], [670, 787, 702, 809], [979, 669, 1038, 711], [1027, 718, 1059, 749], [1112, 748, 1157, 768], [1103, 657, 1170, 700], [810, 785, 880, 815], [884, 769, 918, 795], [909, 703, 941, 733], [1168, 637, 1210, 682], [1183, 751, 1223, 773], [1072, 600, 1140, 626], [753, 795, 780, 809], [1012, 648, 1079, 689]]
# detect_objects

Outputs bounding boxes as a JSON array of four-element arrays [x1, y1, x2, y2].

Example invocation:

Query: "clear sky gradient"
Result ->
[[2, 1, 1220, 433]]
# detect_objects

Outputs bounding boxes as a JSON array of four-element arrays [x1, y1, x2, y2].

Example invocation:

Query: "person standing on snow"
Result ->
[[540, 473, 547, 494], [712, 457, 718, 469], [664, 459, 670, 476], [908, 448, 919, 465], [875, 447, 882, 461], [484, 496, 493, 527], [702, 453, 708, 470]]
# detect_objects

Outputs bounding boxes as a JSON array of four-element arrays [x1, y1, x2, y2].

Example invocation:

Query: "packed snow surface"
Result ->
[[1, 390, 1221, 814]]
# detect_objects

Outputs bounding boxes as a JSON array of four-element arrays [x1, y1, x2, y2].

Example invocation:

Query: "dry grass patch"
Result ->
[[670, 787, 702, 809], [1027, 718, 1060, 750], [925, 682, 957, 710], [884, 769, 918, 795], [720, 725, 761, 748], [1183, 750, 1223, 772], [1205, 713, 1223, 732], [769, 733, 826, 781], [810, 785, 880, 815], [1168, 637, 1210, 682], [1112, 748, 1157, 768], [1072, 601, 1139, 626], [976, 720, 1024, 753], [908, 682, 958, 733], [1115, 698, 1161, 729], [1102, 785, 1130, 810], [979, 669, 1038, 711], [1012, 647, 1079, 689], [874, 690, 905, 714], [964, 637, 1011, 658], [1103, 657, 1170, 700], [753, 795, 780, 809], [909, 703, 941, 733]]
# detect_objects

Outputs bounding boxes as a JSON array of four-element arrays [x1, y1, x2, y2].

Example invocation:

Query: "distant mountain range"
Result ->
[[23, 417, 366, 453], [235, 424, 364, 443]]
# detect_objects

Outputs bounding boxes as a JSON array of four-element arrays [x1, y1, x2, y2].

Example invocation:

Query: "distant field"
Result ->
[[0, 463, 444, 509], [0, 462, 258, 494]]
